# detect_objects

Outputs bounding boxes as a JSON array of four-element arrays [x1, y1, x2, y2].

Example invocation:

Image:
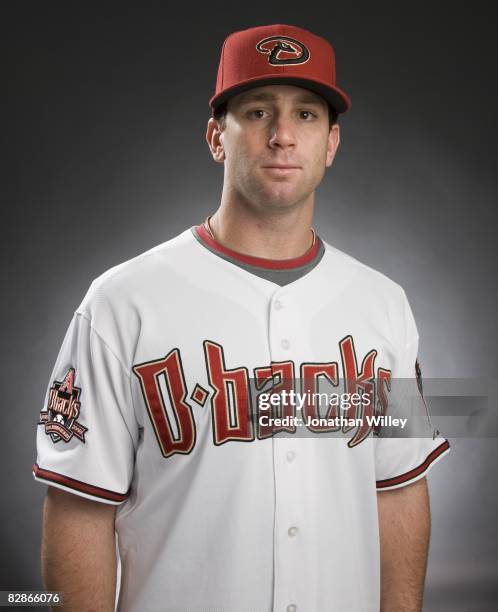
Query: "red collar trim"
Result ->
[[195, 223, 320, 270]]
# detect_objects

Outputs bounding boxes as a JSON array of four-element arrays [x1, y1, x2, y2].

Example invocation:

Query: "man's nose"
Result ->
[[268, 115, 296, 148]]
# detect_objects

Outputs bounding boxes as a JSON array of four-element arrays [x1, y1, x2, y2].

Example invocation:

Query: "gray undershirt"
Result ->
[[191, 226, 325, 286]]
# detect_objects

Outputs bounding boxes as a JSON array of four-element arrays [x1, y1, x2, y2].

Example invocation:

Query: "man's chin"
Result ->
[[257, 189, 309, 211]]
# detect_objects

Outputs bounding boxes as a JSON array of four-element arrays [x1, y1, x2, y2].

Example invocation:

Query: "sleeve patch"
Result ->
[[415, 358, 423, 396], [38, 367, 88, 444]]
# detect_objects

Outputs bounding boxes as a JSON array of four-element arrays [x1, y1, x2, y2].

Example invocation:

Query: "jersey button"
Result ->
[[274, 299, 283, 310], [286, 450, 296, 462], [287, 526, 298, 538], [281, 339, 290, 350], [286, 604, 298, 612]]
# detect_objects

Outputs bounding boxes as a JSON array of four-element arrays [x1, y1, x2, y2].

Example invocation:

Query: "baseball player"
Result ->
[[33, 24, 450, 611]]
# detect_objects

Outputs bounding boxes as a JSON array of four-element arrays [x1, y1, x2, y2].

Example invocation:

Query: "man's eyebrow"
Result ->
[[237, 91, 326, 106], [237, 92, 277, 104], [294, 93, 326, 106]]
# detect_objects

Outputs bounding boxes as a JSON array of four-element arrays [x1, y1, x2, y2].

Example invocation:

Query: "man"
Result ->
[[33, 24, 450, 611]]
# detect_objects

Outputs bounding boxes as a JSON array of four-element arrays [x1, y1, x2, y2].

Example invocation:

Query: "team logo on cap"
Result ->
[[38, 367, 88, 444], [256, 36, 310, 66]]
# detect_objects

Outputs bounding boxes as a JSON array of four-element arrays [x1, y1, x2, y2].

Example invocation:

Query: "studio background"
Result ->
[[3, 2, 497, 611]]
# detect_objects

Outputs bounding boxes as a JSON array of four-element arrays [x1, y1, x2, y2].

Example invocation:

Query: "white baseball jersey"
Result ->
[[33, 224, 450, 612]]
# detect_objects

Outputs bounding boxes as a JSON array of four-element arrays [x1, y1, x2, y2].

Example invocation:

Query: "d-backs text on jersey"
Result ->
[[133, 334, 394, 457]]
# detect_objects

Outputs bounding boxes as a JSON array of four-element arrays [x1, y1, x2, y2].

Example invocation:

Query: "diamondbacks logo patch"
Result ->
[[256, 36, 310, 66], [38, 368, 88, 443]]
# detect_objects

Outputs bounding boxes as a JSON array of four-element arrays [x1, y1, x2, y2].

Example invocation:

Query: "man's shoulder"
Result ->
[[320, 238, 407, 300], [319, 239, 415, 346], [76, 227, 197, 315]]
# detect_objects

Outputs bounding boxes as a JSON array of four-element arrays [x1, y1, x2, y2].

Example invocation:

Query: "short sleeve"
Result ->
[[375, 292, 450, 491], [32, 312, 138, 505]]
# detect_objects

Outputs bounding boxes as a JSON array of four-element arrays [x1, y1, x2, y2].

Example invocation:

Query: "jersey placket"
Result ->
[[268, 287, 307, 612]]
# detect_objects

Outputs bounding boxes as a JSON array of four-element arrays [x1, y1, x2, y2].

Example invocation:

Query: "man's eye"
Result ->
[[299, 110, 317, 120], [247, 109, 267, 119]]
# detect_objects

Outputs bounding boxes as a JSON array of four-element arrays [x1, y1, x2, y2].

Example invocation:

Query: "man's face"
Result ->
[[210, 84, 340, 212]]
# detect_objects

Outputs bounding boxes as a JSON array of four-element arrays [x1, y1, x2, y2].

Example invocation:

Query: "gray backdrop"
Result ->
[[3, 2, 497, 611]]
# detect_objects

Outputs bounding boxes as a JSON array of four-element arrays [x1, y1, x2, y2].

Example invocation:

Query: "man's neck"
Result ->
[[208, 197, 316, 260]]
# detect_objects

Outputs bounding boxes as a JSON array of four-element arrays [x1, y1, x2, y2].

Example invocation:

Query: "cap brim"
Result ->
[[209, 75, 351, 114]]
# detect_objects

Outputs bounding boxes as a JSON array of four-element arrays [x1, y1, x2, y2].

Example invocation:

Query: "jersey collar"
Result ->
[[194, 221, 321, 270]]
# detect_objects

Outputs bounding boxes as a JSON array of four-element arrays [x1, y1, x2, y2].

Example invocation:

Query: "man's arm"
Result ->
[[42, 486, 118, 612], [377, 476, 431, 612]]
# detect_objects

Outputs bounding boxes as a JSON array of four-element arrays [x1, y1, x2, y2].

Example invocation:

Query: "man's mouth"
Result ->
[[262, 165, 301, 169], [261, 165, 301, 175]]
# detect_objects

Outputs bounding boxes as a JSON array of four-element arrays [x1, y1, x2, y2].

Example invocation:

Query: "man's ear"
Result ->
[[206, 118, 225, 163], [325, 123, 340, 167]]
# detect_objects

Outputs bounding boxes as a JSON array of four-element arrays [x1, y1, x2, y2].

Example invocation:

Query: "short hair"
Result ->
[[213, 99, 339, 131]]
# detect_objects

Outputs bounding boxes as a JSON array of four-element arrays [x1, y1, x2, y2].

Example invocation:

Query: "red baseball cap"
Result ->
[[209, 24, 351, 114]]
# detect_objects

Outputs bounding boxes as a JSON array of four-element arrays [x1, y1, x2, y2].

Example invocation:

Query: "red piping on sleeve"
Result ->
[[32, 463, 129, 502], [376, 439, 450, 489]]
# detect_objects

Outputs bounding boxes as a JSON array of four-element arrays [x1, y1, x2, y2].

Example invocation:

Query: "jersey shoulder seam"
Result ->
[[75, 311, 131, 380], [88, 230, 192, 291], [321, 239, 405, 291]]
